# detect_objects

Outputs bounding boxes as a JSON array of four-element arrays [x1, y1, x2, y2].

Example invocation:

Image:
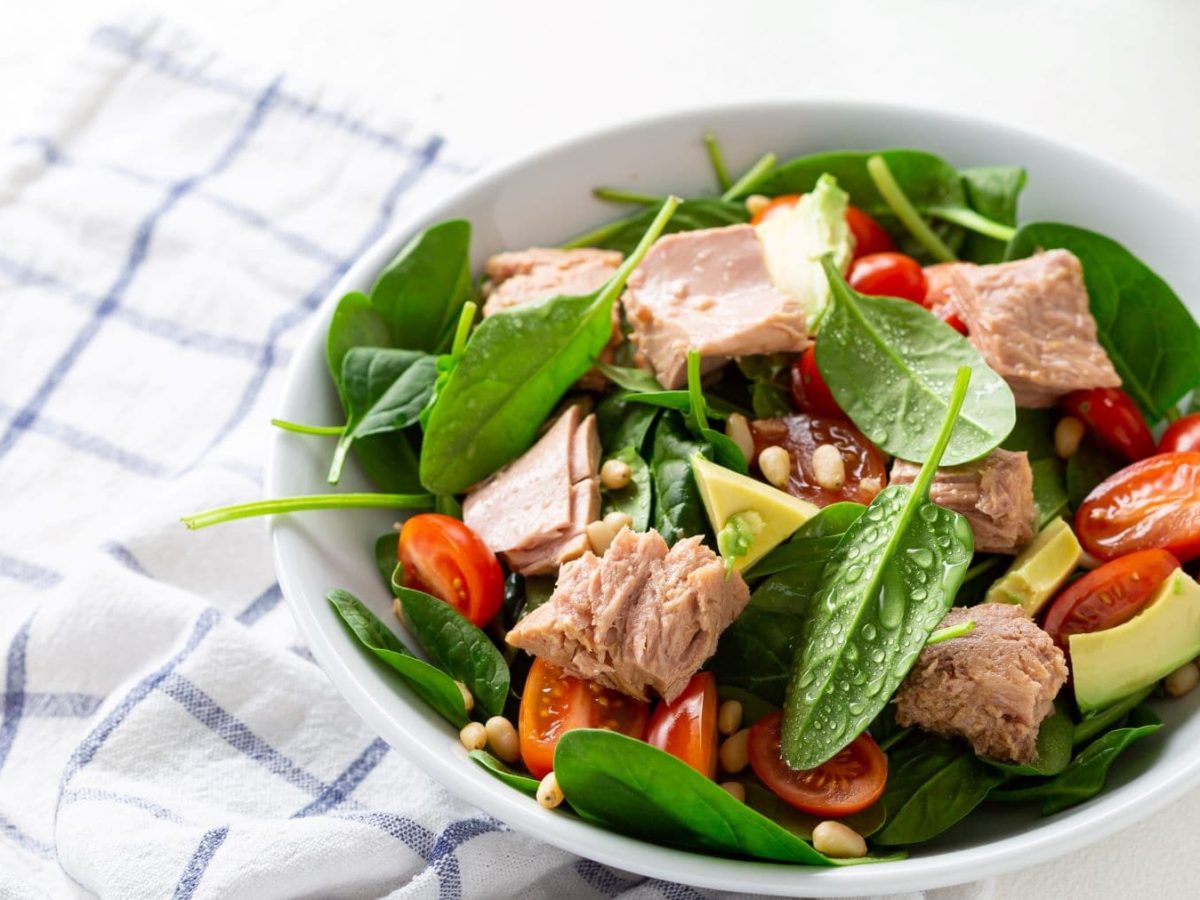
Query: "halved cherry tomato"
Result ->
[[750, 194, 895, 259], [922, 263, 969, 334], [646, 672, 719, 778], [518, 658, 649, 779], [751, 193, 803, 226], [748, 712, 887, 816], [848, 252, 928, 304], [1159, 413, 1200, 454], [1042, 549, 1180, 652], [789, 346, 842, 418], [398, 513, 503, 627], [1061, 388, 1155, 463], [1076, 452, 1200, 562], [751, 413, 888, 506], [941, 311, 969, 335]]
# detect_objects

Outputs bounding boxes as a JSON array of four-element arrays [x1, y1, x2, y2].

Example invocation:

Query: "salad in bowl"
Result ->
[[186, 132, 1200, 870]]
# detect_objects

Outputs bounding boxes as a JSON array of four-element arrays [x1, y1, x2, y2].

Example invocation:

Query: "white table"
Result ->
[[3, 2, 1197, 897]]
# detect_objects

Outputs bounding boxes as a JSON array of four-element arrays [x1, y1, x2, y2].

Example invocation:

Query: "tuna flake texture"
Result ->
[[895, 604, 1068, 764], [936, 250, 1120, 407], [481, 247, 623, 316], [621, 224, 808, 388], [506, 528, 750, 703], [890, 448, 1036, 554], [463, 405, 599, 576]]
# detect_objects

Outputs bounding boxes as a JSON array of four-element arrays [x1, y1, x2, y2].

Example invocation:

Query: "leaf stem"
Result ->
[[592, 187, 664, 206], [866, 155, 957, 263], [1165, 404, 1182, 423], [686, 349, 709, 432], [597, 196, 681, 310], [878, 727, 913, 752], [722, 152, 777, 202], [910, 366, 972, 501], [271, 418, 343, 436], [963, 555, 1003, 583], [561, 214, 641, 250], [927, 619, 976, 645], [181, 492, 435, 530], [925, 205, 1016, 242], [704, 131, 732, 192]]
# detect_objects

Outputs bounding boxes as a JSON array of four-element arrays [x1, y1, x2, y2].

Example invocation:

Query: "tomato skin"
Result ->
[[751, 413, 888, 506], [1075, 452, 1200, 562], [1159, 413, 1200, 454], [941, 311, 969, 335], [1042, 549, 1180, 652], [848, 252, 928, 304], [750, 193, 803, 226], [748, 713, 887, 817], [1061, 388, 1156, 463], [519, 658, 649, 779], [749, 194, 895, 260], [398, 514, 503, 627], [789, 346, 842, 418], [646, 673, 719, 779]]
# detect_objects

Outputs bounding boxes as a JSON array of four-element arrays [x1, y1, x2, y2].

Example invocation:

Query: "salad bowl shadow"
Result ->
[[268, 101, 1200, 896]]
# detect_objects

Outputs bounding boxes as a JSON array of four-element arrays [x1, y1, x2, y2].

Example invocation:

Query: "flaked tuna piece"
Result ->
[[463, 406, 600, 575], [506, 528, 750, 702], [621, 224, 808, 388], [895, 604, 1068, 764], [937, 251, 1120, 407], [482, 247, 623, 316], [890, 449, 1036, 555]]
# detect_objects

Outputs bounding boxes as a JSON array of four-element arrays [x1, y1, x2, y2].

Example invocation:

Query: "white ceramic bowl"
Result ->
[[268, 102, 1200, 896]]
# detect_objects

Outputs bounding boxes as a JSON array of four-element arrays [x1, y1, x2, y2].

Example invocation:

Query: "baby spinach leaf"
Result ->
[[780, 368, 976, 769], [351, 432, 424, 494], [742, 781, 887, 840], [650, 411, 712, 545], [716, 686, 778, 728], [595, 392, 661, 454], [467, 750, 539, 796], [747, 502, 867, 580], [327, 589, 468, 727], [420, 198, 679, 495], [327, 291, 391, 381], [980, 708, 1074, 777], [1031, 458, 1069, 528], [1066, 437, 1121, 510], [1073, 686, 1154, 745], [593, 361, 665, 393], [623, 391, 741, 420], [1007, 222, 1200, 421], [958, 166, 1026, 263], [601, 445, 652, 531], [565, 198, 747, 257], [1002, 408, 1058, 461], [374, 532, 401, 598], [687, 350, 748, 474], [396, 586, 510, 719], [816, 258, 1015, 466]]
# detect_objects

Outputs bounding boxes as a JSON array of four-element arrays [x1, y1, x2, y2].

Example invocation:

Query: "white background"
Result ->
[[3, 2, 1198, 898]]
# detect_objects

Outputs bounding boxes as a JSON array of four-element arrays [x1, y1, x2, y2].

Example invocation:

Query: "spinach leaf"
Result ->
[[624, 390, 739, 420], [601, 445, 652, 531], [420, 199, 679, 495], [594, 361, 665, 393], [781, 367, 976, 769], [467, 749, 539, 796], [565, 198, 748, 257], [1002, 408, 1058, 460], [716, 686, 778, 728], [1031, 457, 1069, 528], [687, 350, 748, 474], [327, 290, 391, 381], [816, 258, 1015, 466], [874, 736, 1007, 845], [396, 586, 510, 719], [554, 729, 898, 865], [1066, 437, 1121, 510], [981, 708, 1074, 777], [738, 355, 793, 419], [742, 781, 886, 840], [1006, 223, 1200, 421], [327, 589, 468, 727], [650, 411, 712, 545], [351, 432, 424, 494], [374, 532, 401, 598], [958, 166, 1026, 263], [595, 392, 660, 454], [1073, 686, 1154, 745], [747, 502, 867, 580]]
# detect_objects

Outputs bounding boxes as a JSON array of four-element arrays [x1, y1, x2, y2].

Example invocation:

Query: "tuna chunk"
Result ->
[[506, 528, 750, 702], [463, 405, 600, 575], [482, 247, 623, 316], [890, 449, 1036, 554], [895, 604, 1068, 764], [937, 251, 1120, 407], [621, 224, 808, 388]]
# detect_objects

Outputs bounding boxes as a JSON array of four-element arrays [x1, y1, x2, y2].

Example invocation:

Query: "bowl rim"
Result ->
[[267, 98, 1200, 896]]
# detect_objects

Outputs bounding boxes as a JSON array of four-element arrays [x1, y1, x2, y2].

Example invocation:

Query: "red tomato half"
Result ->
[[519, 658, 649, 779], [749, 194, 895, 259], [646, 672, 719, 778], [848, 252, 928, 304], [1159, 413, 1200, 454], [748, 713, 887, 817], [1076, 452, 1200, 562], [751, 413, 888, 506], [1061, 388, 1155, 463], [398, 514, 503, 627], [1042, 549, 1180, 652], [790, 346, 842, 418]]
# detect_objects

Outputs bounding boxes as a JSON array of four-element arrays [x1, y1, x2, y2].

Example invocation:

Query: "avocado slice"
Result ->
[[1072, 567, 1199, 713], [691, 455, 818, 572], [984, 517, 1083, 616]]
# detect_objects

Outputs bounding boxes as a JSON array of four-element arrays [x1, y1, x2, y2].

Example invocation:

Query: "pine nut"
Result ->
[[586, 520, 617, 555], [459, 721, 487, 751], [726, 413, 755, 463], [719, 728, 750, 774], [812, 443, 846, 490], [812, 820, 867, 859], [758, 446, 792, 490], [455, 681, 475, 714], [744, 194, 770, 217], [1165, 661, 1200, 698], [1055, 416, 1086, 459], [603, 511, 633, 532], [719, 781, 746, 803], [600, 458, 633, 490], [485, 715, 520, 764], [717, 699, 743, 736], [536, 771, 564, 809]]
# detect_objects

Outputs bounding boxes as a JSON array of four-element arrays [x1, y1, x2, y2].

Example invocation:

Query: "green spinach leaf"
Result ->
[[601, 445, 652, 531], [1001, 408, 1058, 460], [686, 350, 748, 474], [981, 708, 1074, 777], [958, 166, 1026, 263], [374, 532, 401, 598], [747, 502, 867, 580], [650, 411, 712, 545], [595, 392, 661, 454], [1066, 437, 1121, 510], [565, 198, 748, 257], [1031, 458, 1069, 528], [594, 361, 665, 393], [468, 750, 539, 796], [1073, 686, 1154, 745], [327, 290, 391, 381], [742, 781, 887, 840]]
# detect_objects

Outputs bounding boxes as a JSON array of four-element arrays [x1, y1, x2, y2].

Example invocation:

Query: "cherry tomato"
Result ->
[[519, 658, 649, 779], [751, 413, 887, 506], [1159, 413, 1200, 454], [789, 346, 842, 418], [645, 672, 719, 778], [922, 263, 970, 334], [1042, 549, 1179, 652], [848, 252, 928, 304], [750, 194, 895, 259], [750, 193, 803, 226], [1061, 388, 1155, 463], [941, 311, 969, 335], [748, 713, 887, 817], [1076, 452, 1200, 562], [398, 514, 503, 627]]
